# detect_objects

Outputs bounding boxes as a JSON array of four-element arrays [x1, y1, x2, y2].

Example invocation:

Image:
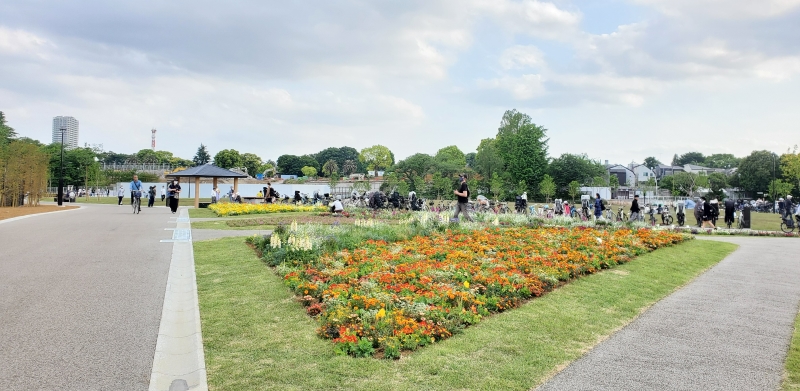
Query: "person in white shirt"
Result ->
[[160, 186, 166, 202], [211, 188, 217, 204], [117, 186, 125, 205], [331, 196, 344, 213]]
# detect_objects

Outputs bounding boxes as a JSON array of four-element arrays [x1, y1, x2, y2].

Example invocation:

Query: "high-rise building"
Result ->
[[52, 116, 79, 149]]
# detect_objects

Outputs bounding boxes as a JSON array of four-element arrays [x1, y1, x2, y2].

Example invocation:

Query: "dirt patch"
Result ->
[[0, 205, 78, 221]]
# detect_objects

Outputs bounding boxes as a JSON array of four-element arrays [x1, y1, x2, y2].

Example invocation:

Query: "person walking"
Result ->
[[701, 196, 715, 228], [117, 185, 125, 205], [629, 194, 641, 221], [160, 186, 166, 202], [452, 174, 474, 222], [594, 193, 603, 219], [710, 198, 720, 226], [167, 180, 181, 214], [147, 186, 156, 207], [724, 198, 735, 227], [694, 198, 704, 227], [211, 188, 217, 204]]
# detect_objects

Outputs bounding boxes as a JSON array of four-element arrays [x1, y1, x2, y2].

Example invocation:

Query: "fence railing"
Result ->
[[102, 163, 173, 173]]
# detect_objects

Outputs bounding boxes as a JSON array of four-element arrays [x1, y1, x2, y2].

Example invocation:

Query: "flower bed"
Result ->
[[207, 203, 327, 216], [669, 226, 800, 237], [250, 224, 688, 358]]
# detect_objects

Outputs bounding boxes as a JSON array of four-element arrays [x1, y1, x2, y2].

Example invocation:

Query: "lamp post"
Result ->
[[57, 127, 66, 206], [772, 153, 776, 213]]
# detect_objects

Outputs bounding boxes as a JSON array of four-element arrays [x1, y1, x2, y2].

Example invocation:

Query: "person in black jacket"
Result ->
[[724, 198, 735, 227], [701, 197, 715, 228], [629, 194, 641, 222]]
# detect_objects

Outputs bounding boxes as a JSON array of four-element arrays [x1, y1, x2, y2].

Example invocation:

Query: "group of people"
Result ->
[[118, 176, 182, 213]]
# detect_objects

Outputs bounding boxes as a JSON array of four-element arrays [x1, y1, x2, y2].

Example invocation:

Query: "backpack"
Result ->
[[600, 198, 606, 211]]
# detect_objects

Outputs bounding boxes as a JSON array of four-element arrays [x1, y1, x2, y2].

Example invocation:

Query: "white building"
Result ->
[[52, 116, 79, 149]]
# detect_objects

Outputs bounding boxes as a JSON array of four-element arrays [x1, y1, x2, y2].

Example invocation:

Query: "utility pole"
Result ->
[[57, 127, 66, 206]]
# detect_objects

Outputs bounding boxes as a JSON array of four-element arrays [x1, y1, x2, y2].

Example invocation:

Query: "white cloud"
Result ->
[[499, 45, 545, 69], [479, 74, 545, 99], [474, 0, 581, 39], [630, 0, 800, 19]]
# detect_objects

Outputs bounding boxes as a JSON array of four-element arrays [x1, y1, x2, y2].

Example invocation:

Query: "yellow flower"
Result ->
[[463, 281, 470, 289], [376, 308, 386, 320]]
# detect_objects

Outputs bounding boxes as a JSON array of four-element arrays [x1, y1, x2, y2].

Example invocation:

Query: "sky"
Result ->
[[1, 0, 799, 165]]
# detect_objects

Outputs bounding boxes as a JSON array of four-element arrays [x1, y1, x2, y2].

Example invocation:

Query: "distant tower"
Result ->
[[151, 128, 157, 150]]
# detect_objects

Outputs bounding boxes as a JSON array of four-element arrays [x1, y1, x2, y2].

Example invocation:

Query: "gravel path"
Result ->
[[536, 236, 800, 391], [0, 204, 175, 391]]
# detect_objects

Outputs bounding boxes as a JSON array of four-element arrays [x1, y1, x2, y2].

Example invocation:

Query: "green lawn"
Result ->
[[783, 311, 800, 390], [192, 220, 276, 230], [188, 208, 316, 219], [195, 237, 736, 391], [686, 208, 783, 231]]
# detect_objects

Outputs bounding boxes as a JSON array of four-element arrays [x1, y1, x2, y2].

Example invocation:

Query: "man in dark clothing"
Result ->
[[724, 198, 735, 226], [453, 174, 474, 222], [701, 196, 715, 228], [629, 195, 640, 221]]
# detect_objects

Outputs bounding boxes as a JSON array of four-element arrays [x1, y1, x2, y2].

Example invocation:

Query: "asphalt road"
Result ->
[[537, 236, 800, 391], [0, 204, 175, 391]]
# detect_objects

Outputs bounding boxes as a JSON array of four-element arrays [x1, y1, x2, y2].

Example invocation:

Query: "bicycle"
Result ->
[[131, 191, 142, 214], [780, 214, 800, 233]]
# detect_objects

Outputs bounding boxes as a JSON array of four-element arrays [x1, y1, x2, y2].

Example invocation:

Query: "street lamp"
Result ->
[[57, 127, 66, 206], [772, 153, 776, 213]]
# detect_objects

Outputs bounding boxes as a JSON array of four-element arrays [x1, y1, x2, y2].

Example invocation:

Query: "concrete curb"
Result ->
[[0, 205, 82, 225], [149, 208, 208, 391]]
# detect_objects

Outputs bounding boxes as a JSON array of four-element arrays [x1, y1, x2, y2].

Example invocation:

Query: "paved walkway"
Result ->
[[537, 236, 800, 391], [0, 204, 175, 391]]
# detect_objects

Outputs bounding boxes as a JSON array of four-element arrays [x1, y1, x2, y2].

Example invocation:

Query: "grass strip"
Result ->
[[783, 309, 800, 390], [191, 220, 276, 230], [196, 237, 736, 391]]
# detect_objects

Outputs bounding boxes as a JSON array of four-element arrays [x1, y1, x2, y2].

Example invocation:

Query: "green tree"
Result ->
[[277, 155, 302, 176], [301, 166, 317, 178], [359, 145, 393, 172], [342, 159, 358, 176], [672, 152, 705, 166], [768, 179, 794, 199], [490, 172, 505, 201], [328, 173, 341, 195], [539, 174, 556, 202], [0, 111, 18, 145], [494, 109, 549, 196], [643, 157, 662, 170], [213, 149, 242, 169], [781, 148, 800, 192], [192, 144, 211, 165], [737, 150, 779, 196], [314, 147, 363, 173], [260, 159, 277, 178], [474, 138, 504, 181], [435, 145, 467, 167], [706, 172, 729, 199], [240, 153, 263, 177], [465, 152, 476, 168], [392, 153, 436, 191], [568, 180, 581, 203], [322, 159, 339, 177], [547, 153, 605, 198], [672, 172, 702, 196], [704, 153, 740, 169]]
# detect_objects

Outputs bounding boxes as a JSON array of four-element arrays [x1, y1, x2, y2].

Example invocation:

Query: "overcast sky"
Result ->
[[1, 0, 799, 165]]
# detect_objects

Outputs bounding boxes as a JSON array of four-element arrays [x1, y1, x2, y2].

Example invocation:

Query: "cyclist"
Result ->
[[130, 174, 144, 213]]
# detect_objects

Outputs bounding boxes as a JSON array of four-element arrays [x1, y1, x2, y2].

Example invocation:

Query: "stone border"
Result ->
[[149, 208, 208, 391]]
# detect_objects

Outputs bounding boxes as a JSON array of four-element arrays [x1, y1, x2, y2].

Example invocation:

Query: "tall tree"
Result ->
[[322, 159, 339, 177], [643, 156, 662, 169], [474, 138, 504, 183], [192, 144, 211, 165], [494, 110, 549, 195], [538, 174, 556, 202], [547, 153, 605, 198], [0, 111, 17, 145], [240, 153, 263, 177], [359, 145, 393, 172], [781, 148, 800, 192], [736, 150, 780, 196], [465, 152, 476, 168], [213, 149, 242, 169], [341, 159, 358, 176], [672, 152, 705, 166], [314, 146, 363, 173], [704, 153, 740, 169]]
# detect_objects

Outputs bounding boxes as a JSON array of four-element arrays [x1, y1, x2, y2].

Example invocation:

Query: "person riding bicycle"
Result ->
[[130, 175, 143, 213]]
